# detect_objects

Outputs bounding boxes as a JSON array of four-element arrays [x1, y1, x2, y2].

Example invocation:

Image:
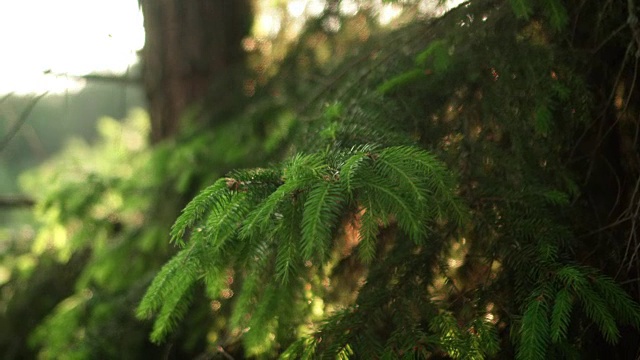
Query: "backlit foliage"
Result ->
[[138, 1, 640, 358], [7, 0, 640, 359]]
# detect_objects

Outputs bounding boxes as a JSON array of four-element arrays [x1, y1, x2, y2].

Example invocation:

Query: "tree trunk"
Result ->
[[139, 0, 252, 142]]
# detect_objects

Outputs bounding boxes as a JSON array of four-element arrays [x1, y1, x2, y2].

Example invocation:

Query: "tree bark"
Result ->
[[139, 0, 252, 143]]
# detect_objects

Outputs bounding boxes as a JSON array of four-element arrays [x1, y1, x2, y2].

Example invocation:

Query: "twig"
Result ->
[[44, 70, 142, 85], [216, 346, 235, 360], [0, 92, 48, 153], [591, 23, 626, 54], [0, 195, 36, 208]]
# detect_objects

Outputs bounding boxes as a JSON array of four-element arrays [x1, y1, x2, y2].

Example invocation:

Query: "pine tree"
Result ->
[[135, 0, 640, 358], [8, 0, 640, 358]]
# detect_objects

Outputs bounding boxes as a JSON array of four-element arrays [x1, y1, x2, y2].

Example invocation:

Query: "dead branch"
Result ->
[[0, 195, 36, 208]]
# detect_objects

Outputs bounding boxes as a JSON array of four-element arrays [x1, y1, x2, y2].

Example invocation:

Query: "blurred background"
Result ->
[[0, 0, 145, 229]]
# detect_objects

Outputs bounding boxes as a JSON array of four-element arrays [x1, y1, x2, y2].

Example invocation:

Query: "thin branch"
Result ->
[[628, 0, 640, 55], [617, 277, 640, 285], [215, 346, 234, 360], [0, 92, 48, 153], [295, 52, 370, 115], [591, 23, 626, 54], [44, 70, 142, 85], [0, 195, 36, 208], [0, 92, 13, 106]]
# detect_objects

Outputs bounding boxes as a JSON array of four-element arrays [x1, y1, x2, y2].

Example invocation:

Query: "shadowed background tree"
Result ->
[[139, 0, 253, 142]]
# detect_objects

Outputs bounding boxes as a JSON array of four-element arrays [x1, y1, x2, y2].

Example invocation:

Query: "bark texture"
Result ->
[[140, 0, 252, 142]]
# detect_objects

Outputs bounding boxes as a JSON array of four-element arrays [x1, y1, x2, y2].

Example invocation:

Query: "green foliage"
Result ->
[[415, 39, 452, 72], [9, 0, 640, 359], [518, 293, 551, 360], [512, 262, 640, 360], [429, 312, 500, 359], [550, 288, 573, 343], [509, 0, 534, 19], [29, 292, 94, 360], [376, 68, 426, 94], [509, 0, 568, 29], [9, 109, 248, 358], [11, 111, 165, 358], [301, 179, 345, 258], [136, 248, 199, 342], [136, 0, 640, 357], [542, 0, 569, 29], [378, 39, 454, 94], [137, 144, 464, 346], [170, 178, 232, 246]]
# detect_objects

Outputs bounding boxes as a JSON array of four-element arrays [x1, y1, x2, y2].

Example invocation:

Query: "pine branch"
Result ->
[[136, 248, 200, 324], [170, 178, 229, 246], [474, 318, 500, 356], [275, 228, 299, 284], [550, 288, 573, 343], [358, 176, 426, 242], [202, 192, 249, 250], [429, 312, 467, 358], [577, 285, 620, 343], [340, 149, 372, 197], [518, 295, 551, 360], [357, 208, 379, 262], [301, 179, 345, 259], [592, 273, 640, 328], [150, 284, 195, 343], [274, 202, 302, 284], [542, 0, 569, 29], [243, 284, 280, 355], [230, 270, 261, 329], [240, 179, 299, 238], [375, 149, 429, 202], [509, 0, 533, 21]]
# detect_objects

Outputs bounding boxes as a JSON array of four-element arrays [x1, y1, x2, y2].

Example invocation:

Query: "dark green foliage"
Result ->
[[170, 178, 230, 246], [428, 312, 500, 359], [509, 0, 568, 29], [550, 288, 573, 343], [8, 0, 640, 358], [5, 111, 231, 359], [135, 0, 640, 357], [518, 293, 551, 360], [136, 248, 199, 342], [509, 0, 534, 19], [136, 144, 464, 351]]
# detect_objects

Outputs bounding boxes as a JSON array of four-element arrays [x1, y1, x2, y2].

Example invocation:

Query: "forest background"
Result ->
[[1, 0, 640, 359]]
